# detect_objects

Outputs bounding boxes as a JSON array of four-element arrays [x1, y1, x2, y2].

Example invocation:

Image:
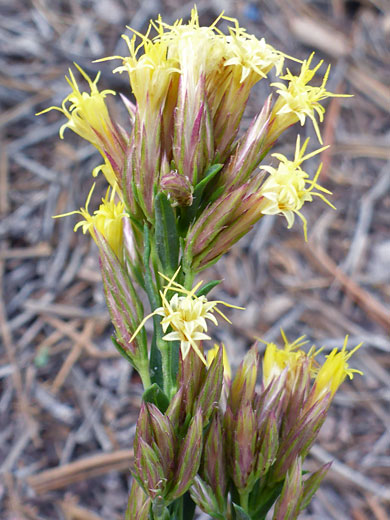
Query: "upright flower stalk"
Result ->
[[39, 7, 357, 520]]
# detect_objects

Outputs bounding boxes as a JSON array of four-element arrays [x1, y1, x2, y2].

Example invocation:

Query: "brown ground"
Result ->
[[1, 1, 389, 519]]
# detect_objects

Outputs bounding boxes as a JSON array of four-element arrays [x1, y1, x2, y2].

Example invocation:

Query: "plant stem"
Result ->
[[158, 339, 174, 398], [138, 360, 152, 390], [183, 267, 194, 291], [239, 489, 250, 513]]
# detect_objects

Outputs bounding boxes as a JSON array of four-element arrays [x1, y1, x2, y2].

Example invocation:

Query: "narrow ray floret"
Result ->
[[259, 135, 336, 239], [130, 269, 243, 363]]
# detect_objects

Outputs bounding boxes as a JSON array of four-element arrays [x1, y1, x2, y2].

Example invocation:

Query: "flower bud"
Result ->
[[228, 344, 259, 414], [190, 476, 224, 519], [202, 414, 227, 508], [231, 403, 257, 491], [133, 403, 174, 500], [218, 96, 271, 190], [168, 409, 203, 500], [195, 345, 224, 425], [160, 170, 194, 206], [272, 457, 303, 520], [126, 479, 151, 520]]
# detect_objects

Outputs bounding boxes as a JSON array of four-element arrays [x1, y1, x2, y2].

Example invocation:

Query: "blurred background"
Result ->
[[0, 0, 389, 518]]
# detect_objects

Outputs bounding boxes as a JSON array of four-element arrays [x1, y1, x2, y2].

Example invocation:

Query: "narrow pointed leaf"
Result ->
[[232, 503, 251, 520], [143, 383, 170, 413], [195, 279, 222, 298], [155, 192, 180, 278]]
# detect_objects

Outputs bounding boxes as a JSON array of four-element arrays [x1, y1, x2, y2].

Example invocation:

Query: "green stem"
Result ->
[[183, 267, 194, 291], [138, 360, 152, 390], [158, 340, 174, 399], [239, 489, 250, 513]]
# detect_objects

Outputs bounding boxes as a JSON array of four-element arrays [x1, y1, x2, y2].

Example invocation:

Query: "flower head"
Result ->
[[259, 135, 335, 239], [131, 269, 243, 363], [106, 29, 180, 123], [37, 64, 116, 151], [37, 65, 127, 188], [54, 184, 126, 258], [223, 18, 285, 84], [262, 333, 363, 404], [312, 336, 363, 401], [269, 53, 351, 144], [156, 7, 226, 80], [262, 331, 320, 389]]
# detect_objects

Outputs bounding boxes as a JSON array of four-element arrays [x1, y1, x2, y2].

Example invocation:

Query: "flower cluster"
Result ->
[[129, 337, 362, 519], [40, 7, 347, 257]]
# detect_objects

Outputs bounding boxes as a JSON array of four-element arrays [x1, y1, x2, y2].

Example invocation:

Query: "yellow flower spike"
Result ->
[[207, 344, 232, 381], [259, 135, 336, 240], [37, 64, 116, 152], [312, 336, 363, 401], [130, 268, 244, 364], [269, 53, 352, 144], [54, 183, 126, 258]]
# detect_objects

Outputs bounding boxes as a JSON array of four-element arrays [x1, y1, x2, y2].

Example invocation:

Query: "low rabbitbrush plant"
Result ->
[[38, 7, 360, 519]]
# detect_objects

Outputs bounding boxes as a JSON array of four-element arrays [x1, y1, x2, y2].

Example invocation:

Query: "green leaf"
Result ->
[[193, 164, 223, 198], [155, 192, 180, 278], [195, 279, 222, 298], [142, 383, 170, 413], [182, 491, 197, 520], [249, 481, 284, 520], [179, 164, 223, 232], [207, 185, 224, 205], [233, 503, 252, 520], [169, 340, 180, 391], [143, 224, 164, 389]]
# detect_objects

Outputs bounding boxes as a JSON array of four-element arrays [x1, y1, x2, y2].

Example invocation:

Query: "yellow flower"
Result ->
[[37, 64, 116, 152], [207, 344, 232, 381], [262, 333, 363, 406], [101, 8, 286, 127], [131, 269, 243, 364], [259, 135, 335, 239], [223, 17, 285, 84], [98, 22, 180, 123], [312, 336, 363, 401], [54, 184, 126, 258], [156, 7, 225, 79], [269, 53, 351, 144], [262, 331, 319, 388]]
